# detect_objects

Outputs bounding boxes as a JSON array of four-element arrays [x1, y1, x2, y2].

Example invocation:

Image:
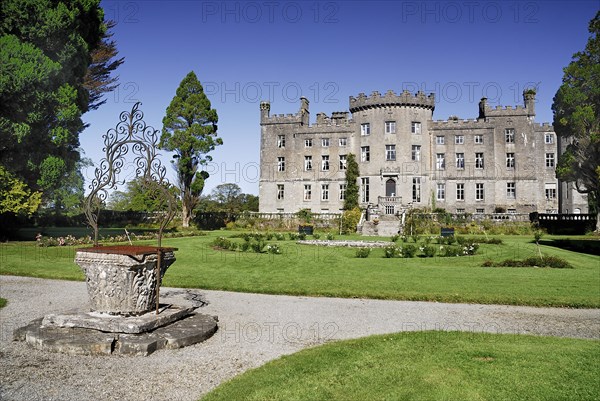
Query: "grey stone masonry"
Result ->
[[259, 88, 585, 215], [75, 250, 175, 316]]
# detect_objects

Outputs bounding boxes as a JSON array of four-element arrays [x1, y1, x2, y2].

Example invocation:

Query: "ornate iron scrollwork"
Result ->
[[84, 102, 177, 246]]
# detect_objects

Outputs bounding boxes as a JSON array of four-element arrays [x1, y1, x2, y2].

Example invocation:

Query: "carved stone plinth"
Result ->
[[75, 246, 176, 316]]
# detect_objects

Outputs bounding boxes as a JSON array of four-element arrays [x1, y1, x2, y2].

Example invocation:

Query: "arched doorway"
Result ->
[[385, 178, 396, 197]]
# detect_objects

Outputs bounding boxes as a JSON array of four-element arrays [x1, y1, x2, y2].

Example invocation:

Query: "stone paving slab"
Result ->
[[43, 305, 196, 334], [14, 312, 218, 356]]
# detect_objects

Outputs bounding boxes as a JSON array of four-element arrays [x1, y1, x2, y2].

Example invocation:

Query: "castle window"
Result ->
[[456, 183, 465, 200], [277, 184, 284, 200], [305, 138, 313, 147], [361, 146, 370, 162], [507, 182, 516, 199], [436, 153, 445, 170], [277, 135, 285, 148], [545, 133, 554, 144], [545, 183, 557, 200], [322, 138, 330, 147], [411, 145, 421, 161], [436, 183, 446, 200], [456, 208, 465, 213], [385, 121, 396, 134], [508, 208, 517, 214], [412, 177, 421, 202], [385, 145, 396, 161], [361, 123, 370, 136], [321, 184, 329, 201], [277, 157, 285, 172], [505, 128, 515, 143], [411, 122, 421, 134], [339, 184, 347, 200], [545, 153, 555, 167], [476, 208, 485, 214], [339, 155, 347, 170], [476, 183, 484, 201], [321, 155, 330, 171], [474, 135, 484, 144], [304, 185, 312, 201], [455, 135, 464, 145], [475, 152, 484, 169], [436, 135, 445, 145], [456, 153, 465, 169], [361, 178, 370, 203], [304, 156, 312, 171], [506, 153, 515, 168], [339, 137, 347, 146]]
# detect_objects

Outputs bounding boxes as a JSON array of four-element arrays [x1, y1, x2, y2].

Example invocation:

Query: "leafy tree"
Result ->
[[552, 11, 600, 229], [0, 0, 122, 212], [84, 20, 125, 110], [160, 71, 222, 227], [211, 183, 241, 212], [344, 153, 360, 210], [107, 178, 178, 213], [41, 157, 93, 216], [0, 165, 41, 215]]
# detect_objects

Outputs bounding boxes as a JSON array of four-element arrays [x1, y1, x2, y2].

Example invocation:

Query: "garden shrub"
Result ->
[[384, 245, 402, 258], [482, 256, 573, 269], [288, 232, 298, 240], [390, 234, 399, 242], [421, 245, 436, 258], [211, 236, 232, 250], [298, 232, 307, 240], [341, 207, 362, 234], [313, 233, 321, 239], [250, 240, 265, 253], [355, 248, 371, 258], [326, 232, 335, 240], [239, 241, 249, 252], [265, 244, 281, 254], [402, 244, 418, 258], [275, 233, 286, 241]]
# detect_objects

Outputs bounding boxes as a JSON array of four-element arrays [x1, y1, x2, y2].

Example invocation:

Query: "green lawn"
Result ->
[[0, 298, 6, 308], [1, 232, 599, 307], [200, 331, 600, 401]]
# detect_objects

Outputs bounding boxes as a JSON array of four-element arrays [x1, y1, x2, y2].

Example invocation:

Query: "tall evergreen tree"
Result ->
[[0, 0, 122, 211], [343, 153, 360, 210], [160, 71, 222, 227], [552, 11, 600, 229]]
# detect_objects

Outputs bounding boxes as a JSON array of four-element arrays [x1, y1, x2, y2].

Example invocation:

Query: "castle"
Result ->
[[258, 89, 587, 218]]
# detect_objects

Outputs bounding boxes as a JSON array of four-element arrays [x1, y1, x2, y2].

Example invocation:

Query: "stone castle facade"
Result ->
[[259, 89, 588, 215]]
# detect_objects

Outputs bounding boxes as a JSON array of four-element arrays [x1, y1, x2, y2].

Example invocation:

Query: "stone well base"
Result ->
[[14, 308, 218, 356]]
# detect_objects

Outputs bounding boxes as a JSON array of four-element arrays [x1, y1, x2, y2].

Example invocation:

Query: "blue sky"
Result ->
[[80, 0, 599, 195]]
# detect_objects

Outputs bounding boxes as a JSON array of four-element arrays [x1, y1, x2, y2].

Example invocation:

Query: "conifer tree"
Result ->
[[160, 71, 222, 227]]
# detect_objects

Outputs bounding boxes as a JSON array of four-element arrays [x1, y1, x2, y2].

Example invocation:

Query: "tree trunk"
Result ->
[[596, 211, 600, 233], [182, 202, 190, 228]]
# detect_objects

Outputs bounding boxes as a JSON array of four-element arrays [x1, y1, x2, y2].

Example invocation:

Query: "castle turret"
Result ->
[[523, 89, 535, 117], [260, 101, 270, 123], [478, 97, 487, 120], [300, 96, 309, 126]]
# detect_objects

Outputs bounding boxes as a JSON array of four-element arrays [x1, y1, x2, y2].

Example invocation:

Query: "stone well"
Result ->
[[75, 245, 177, 316]]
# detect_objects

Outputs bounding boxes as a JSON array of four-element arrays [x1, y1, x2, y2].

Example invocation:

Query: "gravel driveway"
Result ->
[[1, 275, 599, 401]]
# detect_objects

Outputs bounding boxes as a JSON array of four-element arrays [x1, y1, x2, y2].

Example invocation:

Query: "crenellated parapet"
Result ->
[[315, 111, 352, 126], [479, 89, 536, 119], [430, 118, 491, 130], [260, 97, 310, 126], [349, 89, 435, 112]]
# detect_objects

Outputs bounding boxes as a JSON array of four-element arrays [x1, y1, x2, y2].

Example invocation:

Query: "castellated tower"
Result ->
[[259, 87, 569, 219]]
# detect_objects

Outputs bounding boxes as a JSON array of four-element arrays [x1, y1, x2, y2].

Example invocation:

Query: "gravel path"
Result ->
[[1, 275, 599, 401]]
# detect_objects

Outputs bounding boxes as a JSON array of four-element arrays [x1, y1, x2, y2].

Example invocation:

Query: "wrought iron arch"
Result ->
[[84, 102, 177, 247]]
